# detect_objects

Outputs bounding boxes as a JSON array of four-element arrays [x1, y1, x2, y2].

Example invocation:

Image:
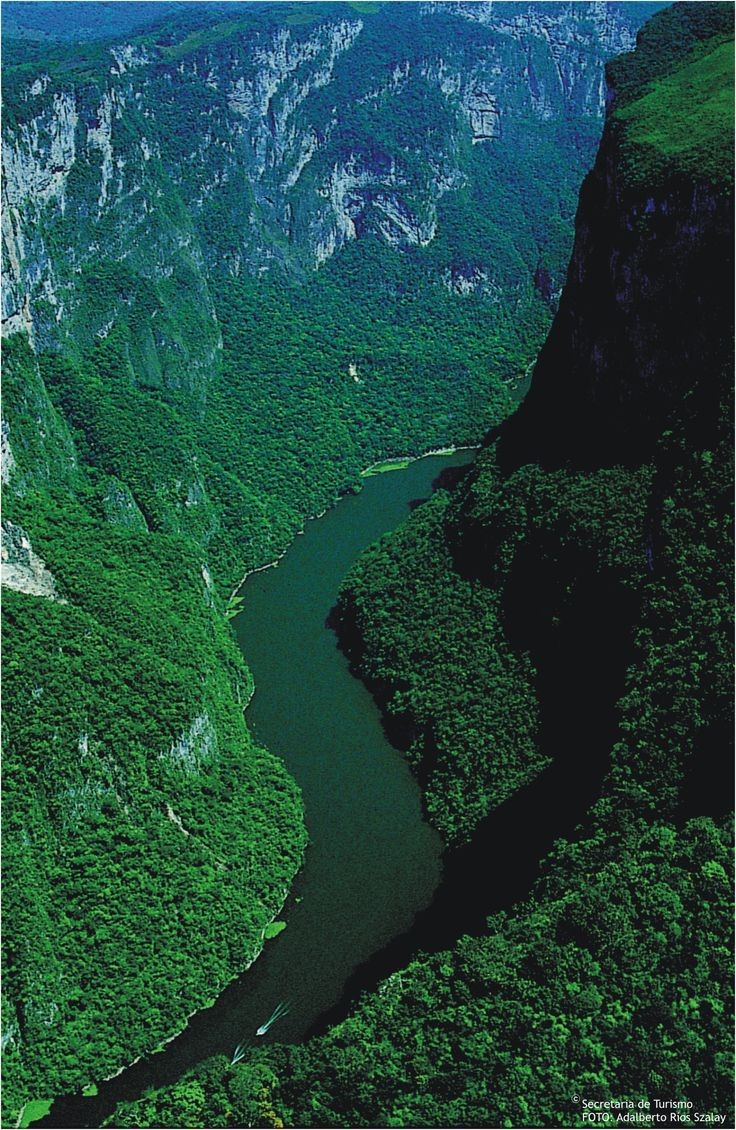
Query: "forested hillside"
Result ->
[[2, 1, 658, 585], [2, 2, 185, 42], [2, 2, 664, 1121], [107, 5, 734, 1126], [2, 335, 308, 1124]]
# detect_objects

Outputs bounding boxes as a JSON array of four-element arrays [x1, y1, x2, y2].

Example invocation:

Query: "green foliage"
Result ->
[[112, 816, 733, 1130], [16, 1099, 53, 1129], [2, 2, 180, 43], [337, 489, 542, 845], [607, 1, 734, 108], [159, 17, 260, 62], [615, 37, 734, 189], [124, 54, 734, 1121], [6, 3, 729, 1125], [259, 816, 732, 1130], [336, 455, 662, 846], [111, 1055, 285, 1129], [1, 339, 307, 1121], [264, 921, 288, 940], [242, 6, 730, 1120], [121, 6, 731, 1125], [195, 257, 523, 585]]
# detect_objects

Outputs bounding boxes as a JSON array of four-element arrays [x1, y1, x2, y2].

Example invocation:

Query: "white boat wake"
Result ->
[[230, 1000, 292, 1064], [256, 1000, 291, 1036]]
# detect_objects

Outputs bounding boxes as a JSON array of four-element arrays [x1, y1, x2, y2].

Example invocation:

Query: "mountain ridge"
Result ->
[[185, 5, 736, 1126], [2, 2, 714, 1125]]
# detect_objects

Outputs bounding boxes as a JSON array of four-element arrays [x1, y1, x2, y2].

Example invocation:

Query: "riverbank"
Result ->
[[28, 881, 294, 1130], [360, 445, 478, 478], [229, 445, 480, 600], [34, 449, 474, 1130]]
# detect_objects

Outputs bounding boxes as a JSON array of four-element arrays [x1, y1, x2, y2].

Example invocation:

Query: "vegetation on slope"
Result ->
[[615, 37, 734, 187], [608, 1, 734, 187], [1, 337, 307, 1121], [114, 814, 731, 1129], [607, 0, 733, 105], [107, 6, 734, 1126], [337, 460, 655, 844], [334, 489, 544, 844], [1, 1, 182, 43], [0, 1, 693, 1122]]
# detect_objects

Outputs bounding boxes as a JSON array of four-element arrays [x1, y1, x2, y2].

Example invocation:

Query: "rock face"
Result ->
[[161, 711, 218, 775], [379, 2, 735, 833], [297, 9, 733, 1125], [0, 341, 78, 492], [498, 139, 733, 471], [0, 521, 61, 600], [2, 2, 653, 372], [0, 4, 667, 1122], [432, 0, 638, 116]]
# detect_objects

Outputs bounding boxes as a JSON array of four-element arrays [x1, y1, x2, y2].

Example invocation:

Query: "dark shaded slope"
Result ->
[[3, 6, 657, 1118], [496, 1, 734, 471], [104, 5, 734, 1127]]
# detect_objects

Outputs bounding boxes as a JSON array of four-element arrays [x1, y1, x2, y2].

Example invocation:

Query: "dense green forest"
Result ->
[[5, 5, 657, 1117], [106, 5, 734, 1127], [3, 0, 610, 589], [2, 335, 307, 1117]]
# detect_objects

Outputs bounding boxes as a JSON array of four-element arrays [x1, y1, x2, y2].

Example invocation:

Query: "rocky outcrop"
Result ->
[[1, 90, 78, 339], [101, 478, 149, 531], [497, 75, 733, 468], [1, 75, 219, 396], [442, 265, 503, 300], [422, 1, 638, 129], [1, 418, 15, 484], [1, 520, 61, 600], [226, 19, 363, 163], [1, 2, 651, 354], [85, 90, 120, 210], [465, 89, 501, 141], [109, 43, 151, 76], [161, 711, 218, 774], [3, 91, 78, 209]]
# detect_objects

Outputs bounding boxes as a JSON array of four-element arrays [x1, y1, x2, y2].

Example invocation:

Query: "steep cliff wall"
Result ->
[[1, 5, 661, 585], [1, 334, 308, 1124], [212, 7, 735, 1127], [3, 2, 651, 362], [496, 3, 734, 470], [338, 0, 733, 848], [0, 2, 673, 1121], [1, 3, 659, 593]]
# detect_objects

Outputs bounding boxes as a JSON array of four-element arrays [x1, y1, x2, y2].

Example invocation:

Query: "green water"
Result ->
[[229, 451, 473, 1042], [37, 450, 473, 1127]]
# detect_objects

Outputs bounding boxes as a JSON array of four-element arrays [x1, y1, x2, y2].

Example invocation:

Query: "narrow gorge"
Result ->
[[2, 3, 732, 1129]]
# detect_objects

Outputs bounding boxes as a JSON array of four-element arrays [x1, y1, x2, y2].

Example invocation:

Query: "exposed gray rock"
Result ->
[[1, 520, 61, 601], [102, 479, 148, 532], [1, 418, 15, 484], [161, 711, 218, 774]]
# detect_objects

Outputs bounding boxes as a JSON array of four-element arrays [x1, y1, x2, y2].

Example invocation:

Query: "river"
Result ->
[[37, 449, 474, 1129]]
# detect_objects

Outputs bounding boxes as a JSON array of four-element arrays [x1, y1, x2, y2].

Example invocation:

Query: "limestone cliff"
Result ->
[[98, 6, 734, 1125], [338, 1, 734, 844], [0, 3, 667, 1120], [0, 521, 61, 600], [3, 2, 652, 363]]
